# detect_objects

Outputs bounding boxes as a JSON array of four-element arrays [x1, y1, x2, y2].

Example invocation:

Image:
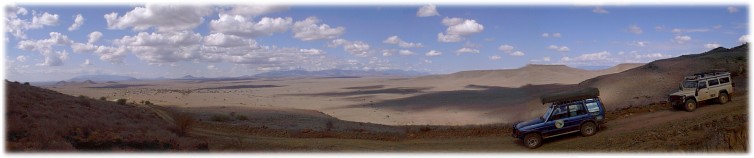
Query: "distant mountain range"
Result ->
[[252, 69, 430, 78], [68, 75, 138, 82]]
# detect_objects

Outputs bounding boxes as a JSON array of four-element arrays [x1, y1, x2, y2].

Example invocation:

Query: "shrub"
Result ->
[[172, 113, 195, 137], [235, 115, 248, 121], [420, 126, 431, 132], [77, 96, 91, 107], [144, 101, 152, 105], [116, 99, 127, 105], [99, 97, 107, 101], [23, 82, 29, 85], [210, 114, 231, 122], [325, 120, 334, 131]]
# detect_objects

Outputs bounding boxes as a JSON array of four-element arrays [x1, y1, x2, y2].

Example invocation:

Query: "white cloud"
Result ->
[[17, 32, 73, 66], [498, 44, 514, 52], [114, 31, 203, 63], [87, 31, 103, 44], [541, 32, 562, 38], [399, 50, 415, 56], [673, 35, 692, 44], [437, 17, 484, 43], [16, 56, 27, 62], [292, 16, 346, 41], [671, 28, 710, 33], [552, 33, 561, 38], [561, 51, 610, 62], [329, 39, 371, 57], [105, 4, 213, 31], [5, 8, 59, 39], [437, 33, 463, 43], [300, 48, 324, 55], [383, 36, 423, 48], [203, 33, 257, 48], [593, 6, 609, 14], [37, 50, 68, 66], [210, 14, 292, 37], [423, 59, 432, 64], [630, 41, 647, 47], [489, 55, 501, 61], [226, 5, 288, 17], [531, 56, 552, 62], [704, 43, 721, 49], [738, 35, 749, 43], [509, 51, 525, 56], [207, 64, 217, 70], [68, 14, 84, 31], [547, 45, 570, 52], [628, 25, 643, 34], [425, 50, 442, 57], [81, 59, 91, 66], [456, 47, 480, 54], [416, 4, 440, 17], [728, 7, 739, 13], [634, 53, 672, 59]]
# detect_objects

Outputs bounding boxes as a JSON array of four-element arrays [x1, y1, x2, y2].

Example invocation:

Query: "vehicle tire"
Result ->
[[580, 122, 597, 137], [718, 93, 729, 104], [684, 99, 697, 112], [523, 133, 542, 149]]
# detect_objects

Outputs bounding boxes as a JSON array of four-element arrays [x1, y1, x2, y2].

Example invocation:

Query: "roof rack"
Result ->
[[685, 70, 730, 80]]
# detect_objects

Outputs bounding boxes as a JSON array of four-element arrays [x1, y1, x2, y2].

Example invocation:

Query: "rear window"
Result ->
[[720, 77, 730, 84], [708, 79, 719, 86], [585, 102, 601, 115]]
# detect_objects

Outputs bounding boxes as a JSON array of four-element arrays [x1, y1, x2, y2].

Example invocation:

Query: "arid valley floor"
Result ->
[[5, 44, 749, 152]]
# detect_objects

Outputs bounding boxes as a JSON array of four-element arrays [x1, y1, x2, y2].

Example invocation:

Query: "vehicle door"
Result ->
[[563, 103, 590, 132], [697, 81, 710, 101], [544, 105, 569, 137], [707, 78, 720, 99]]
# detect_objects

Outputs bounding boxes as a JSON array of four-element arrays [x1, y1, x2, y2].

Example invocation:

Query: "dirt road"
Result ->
[[147, 94, 747, 152]]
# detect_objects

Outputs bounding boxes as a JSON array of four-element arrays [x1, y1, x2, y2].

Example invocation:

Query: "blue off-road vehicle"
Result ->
[[511, 87, 606, 149]]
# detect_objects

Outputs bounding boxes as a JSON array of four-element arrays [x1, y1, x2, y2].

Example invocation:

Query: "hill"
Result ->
[[580, 43, 749, 110], [253, 69, 429, 78], [404, 63, 643, 88], [68, 75, 137, 82], [5, 80, 206, 151]]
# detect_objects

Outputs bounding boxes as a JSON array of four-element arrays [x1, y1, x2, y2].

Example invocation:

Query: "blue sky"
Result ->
[[4, 4, 749, 82]]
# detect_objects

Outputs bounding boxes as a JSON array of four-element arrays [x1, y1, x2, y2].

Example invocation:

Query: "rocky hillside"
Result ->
[[580, 43, 748, 110], [5, 81, 206, 151]]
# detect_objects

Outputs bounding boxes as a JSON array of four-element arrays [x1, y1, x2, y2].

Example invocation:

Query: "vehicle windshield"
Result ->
[[683, 81, 697, 88], [541, 105, 554, 120]]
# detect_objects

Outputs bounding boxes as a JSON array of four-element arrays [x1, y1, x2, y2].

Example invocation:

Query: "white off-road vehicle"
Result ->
[[668, 71, 734, 112]]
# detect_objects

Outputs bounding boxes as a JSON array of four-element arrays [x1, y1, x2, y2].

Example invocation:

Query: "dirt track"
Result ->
[[146, 93, 747, 152]]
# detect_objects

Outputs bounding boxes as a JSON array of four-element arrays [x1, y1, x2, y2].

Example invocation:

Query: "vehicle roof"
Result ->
[[685, 71, 731, 81], [540, 87, 599, 104]]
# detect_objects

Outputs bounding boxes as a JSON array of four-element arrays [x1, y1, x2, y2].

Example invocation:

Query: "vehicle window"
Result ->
[[698, 82, 707, 88], [585, 102, 600, 115], [720, 77, 730, 84], [708, 79, 719, 86], [549, 105, 568, 120], [683, 81, 697, 88], [568, 104, 587, 117]]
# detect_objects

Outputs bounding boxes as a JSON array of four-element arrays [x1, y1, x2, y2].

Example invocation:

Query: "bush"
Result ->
[[99, 97, 107, 101], [235, 115, 248, 121], [77, 96, 91, 107], [23, 82, 29, 85], [144, 101, 153, 105], [116, 99, 127, 105], [172, 113, 195, 137], [210, 114, 231, 122], [325, 120, 334, 131]]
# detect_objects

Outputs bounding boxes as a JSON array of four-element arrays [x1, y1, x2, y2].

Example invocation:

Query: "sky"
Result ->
[[3, 4, 750, 82]]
